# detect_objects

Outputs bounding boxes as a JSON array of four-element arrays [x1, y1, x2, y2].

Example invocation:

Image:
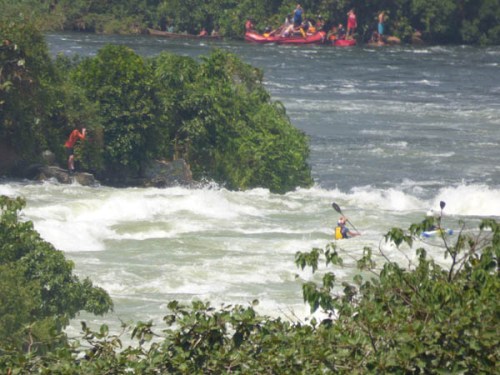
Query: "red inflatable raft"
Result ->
[[245, 31, 326, 45], [329, 37, 357, 47]]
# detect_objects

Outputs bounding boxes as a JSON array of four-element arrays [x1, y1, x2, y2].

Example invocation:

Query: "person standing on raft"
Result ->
[[64, 126, 86, 174], [346, 8, 357, 40]]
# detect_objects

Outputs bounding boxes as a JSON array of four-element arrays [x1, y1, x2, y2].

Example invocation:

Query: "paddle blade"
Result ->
[[440, 201, 446, 210], [332, 202, 342, 214]]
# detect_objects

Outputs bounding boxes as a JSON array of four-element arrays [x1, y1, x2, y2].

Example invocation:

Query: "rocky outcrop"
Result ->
[[31, 159, 194, 188], [35, 166, 98, 186], [1, 144, 194, 188], [141, 159, 194, 188]]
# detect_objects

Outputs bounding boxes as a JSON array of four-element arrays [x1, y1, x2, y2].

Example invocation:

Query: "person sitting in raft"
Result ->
[[315, 15, 325, 31], [337, 23, 346, 40], [263, 26, 273, 37], [282, 22, 296, 37], [299, 20, 310, 37], [369, 31, 385, 46], [198, 27, 208, 36], [327, 25, 338, 41], [306, 19, 316, 33], [335, 216, 360, 240]]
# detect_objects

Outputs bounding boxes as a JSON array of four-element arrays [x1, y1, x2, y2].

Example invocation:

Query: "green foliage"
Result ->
[[1, 19, 311, 192], [72, 45, 165, 177], [0, 196, 113, 353], [296, 218, 499, 373], [0, 20, 54, 162], [174, 49, 312, 193], [3, 0, 500, 44], [0, 215, 498, 373], [0, 20, 104, 174]]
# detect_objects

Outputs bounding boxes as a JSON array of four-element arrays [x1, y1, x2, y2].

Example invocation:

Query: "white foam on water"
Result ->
[[433, 184, 500, 217]]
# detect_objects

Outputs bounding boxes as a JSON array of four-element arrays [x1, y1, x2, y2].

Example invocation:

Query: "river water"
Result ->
[[2, 33, 499, 335]]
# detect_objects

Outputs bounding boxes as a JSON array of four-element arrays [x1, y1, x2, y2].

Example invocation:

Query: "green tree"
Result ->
[[0, 20, 104, 175], [1, 216, 497, 373], [72, 45, 166, 179], [0, 196, 113, 353], [0, 20, 56, 165], [296, 218, 499, 372], [151, 49, 313, 192], [411, 0, 461, 43]]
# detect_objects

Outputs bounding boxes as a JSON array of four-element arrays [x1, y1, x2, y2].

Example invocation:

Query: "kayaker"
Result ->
[[334, 216, 360, 240]]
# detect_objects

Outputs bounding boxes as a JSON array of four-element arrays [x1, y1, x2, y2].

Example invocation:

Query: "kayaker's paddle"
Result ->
[[438, 201, 446, 228], [332, 202, 360, 234]]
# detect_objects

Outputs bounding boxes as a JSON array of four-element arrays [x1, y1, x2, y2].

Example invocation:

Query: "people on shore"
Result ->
[[245, 19, 254, 32], [64, 126, 86, 174], [211, 27, 220, 37], [368, 31, 385, 46], [378, 11, 386, 37], [334, 216, 360, 240], [346, 8, 357, 39]]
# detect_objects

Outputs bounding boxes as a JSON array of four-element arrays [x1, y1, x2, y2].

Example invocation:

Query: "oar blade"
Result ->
[[332, 202, 342, 214], [440, 201, 446, 210]]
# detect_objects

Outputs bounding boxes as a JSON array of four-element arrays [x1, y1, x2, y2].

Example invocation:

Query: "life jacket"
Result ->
[[335, 226, 345, 240]]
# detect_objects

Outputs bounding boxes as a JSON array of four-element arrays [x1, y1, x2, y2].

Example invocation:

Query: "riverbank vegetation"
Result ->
[[0, 196, 113, 354], [1, 20, 312, 193], [2, 0, 500, 45], [1, 195, 498, 373]]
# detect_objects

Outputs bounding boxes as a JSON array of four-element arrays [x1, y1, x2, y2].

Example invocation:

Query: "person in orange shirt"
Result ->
[[64, 127, 86, 174]]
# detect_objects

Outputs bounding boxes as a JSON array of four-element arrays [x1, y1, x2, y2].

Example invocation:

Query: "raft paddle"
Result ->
[[331, 202, 360, 234]]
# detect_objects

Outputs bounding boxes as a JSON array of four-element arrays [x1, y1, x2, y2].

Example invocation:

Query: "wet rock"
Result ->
[[35, 166, 98, 186], [142, 159, 193, 188]]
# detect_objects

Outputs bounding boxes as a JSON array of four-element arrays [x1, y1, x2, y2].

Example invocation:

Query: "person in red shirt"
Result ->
[[64, 127, 86, 174], [245, 19, 254, 32], [346, 8, 357, 40]]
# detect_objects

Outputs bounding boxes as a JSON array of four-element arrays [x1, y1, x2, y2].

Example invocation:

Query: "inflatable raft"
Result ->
[[332, 39, 357, 47], [245, 31, 326, 45]]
